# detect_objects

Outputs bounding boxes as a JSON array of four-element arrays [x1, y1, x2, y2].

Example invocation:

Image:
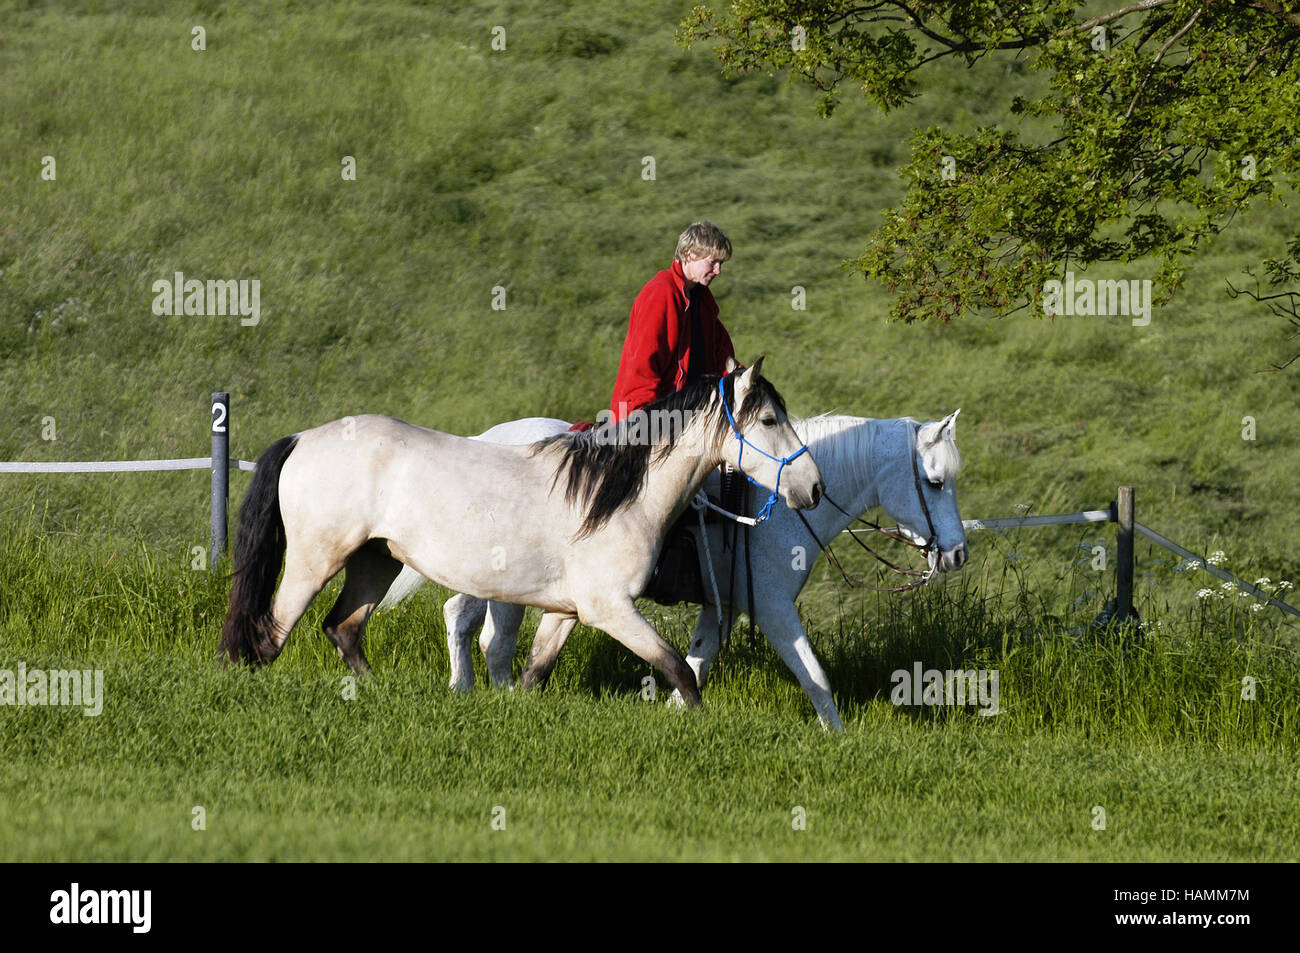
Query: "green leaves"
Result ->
[[681, 0, 1300, 326]]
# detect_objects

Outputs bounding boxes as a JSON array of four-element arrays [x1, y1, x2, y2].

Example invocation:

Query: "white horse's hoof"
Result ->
[[819, 713, 845, 732]]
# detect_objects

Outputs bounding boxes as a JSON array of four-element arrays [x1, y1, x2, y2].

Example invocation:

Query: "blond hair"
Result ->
[[674, 221, 732, 263]]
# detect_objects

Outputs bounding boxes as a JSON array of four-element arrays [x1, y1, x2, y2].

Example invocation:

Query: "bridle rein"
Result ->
[[795, 421, 941, 593]]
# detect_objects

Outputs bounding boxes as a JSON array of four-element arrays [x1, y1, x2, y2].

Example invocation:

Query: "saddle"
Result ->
[[644, 465, 749, 606]]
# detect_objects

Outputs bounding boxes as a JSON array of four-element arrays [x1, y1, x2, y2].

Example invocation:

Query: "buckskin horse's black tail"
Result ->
[[218, 434, 299, 665]]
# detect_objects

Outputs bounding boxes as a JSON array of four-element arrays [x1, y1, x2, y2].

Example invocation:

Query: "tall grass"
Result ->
[[2, 520, 1297, 860], [3, 520, 1295, 748]]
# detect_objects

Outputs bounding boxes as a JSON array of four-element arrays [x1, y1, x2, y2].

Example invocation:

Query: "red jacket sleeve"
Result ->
[[610, 279, 674, 421]]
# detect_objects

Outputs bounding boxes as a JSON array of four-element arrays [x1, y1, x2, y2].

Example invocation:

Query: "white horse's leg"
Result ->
[[376, 563, 428, 610], [668, 607, 730, 708], [687, 607, 729, 688], [757, 599, 844, 731], [443, 593, 487, 693], [481, 601, 526, 688], [519, 612, 578, 691]]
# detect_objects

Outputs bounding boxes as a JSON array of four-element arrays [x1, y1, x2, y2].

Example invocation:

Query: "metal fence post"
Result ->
[[1116, 485, 1135, 622], [211, 392, 229, 569]]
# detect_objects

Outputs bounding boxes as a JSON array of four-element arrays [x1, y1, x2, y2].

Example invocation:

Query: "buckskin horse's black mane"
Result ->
[[533, 366, 786, 537]]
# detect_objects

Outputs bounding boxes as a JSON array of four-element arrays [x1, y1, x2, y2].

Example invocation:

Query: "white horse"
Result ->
[[219, 359, 824, 707], [380, 408, 967, 729]]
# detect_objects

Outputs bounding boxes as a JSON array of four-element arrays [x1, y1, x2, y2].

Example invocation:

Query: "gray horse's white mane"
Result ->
[[793, 414, 961, 486]]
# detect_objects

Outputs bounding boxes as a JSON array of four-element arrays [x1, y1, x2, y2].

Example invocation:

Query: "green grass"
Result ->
[[1, 525, 1296, 860], [2, 0, 1299, 860], [4, 672, 1295, 862]]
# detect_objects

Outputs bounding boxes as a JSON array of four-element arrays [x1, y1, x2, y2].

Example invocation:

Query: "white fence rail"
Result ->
[[0, 458, 256, 473], [2, 393, 254, 564], [3, 394, 1298, 619]]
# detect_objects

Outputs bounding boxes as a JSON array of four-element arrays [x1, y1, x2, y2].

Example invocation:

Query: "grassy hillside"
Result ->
[[2, 0, 1297, 586], [2, 1, 1298, 863]]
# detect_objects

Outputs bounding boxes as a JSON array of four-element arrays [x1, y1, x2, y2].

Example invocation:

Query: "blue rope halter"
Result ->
[[718, 375, 809, 523]]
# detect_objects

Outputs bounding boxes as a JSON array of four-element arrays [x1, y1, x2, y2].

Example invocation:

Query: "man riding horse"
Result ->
[[608, 221, 735, 423], [599, 220, 739, 603]]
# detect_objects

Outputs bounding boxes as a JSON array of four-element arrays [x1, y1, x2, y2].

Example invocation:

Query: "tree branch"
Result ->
[[1246, 0, 1300, 28], [1077, 0, 1181, 32], [1124, 5, 1203, 120]]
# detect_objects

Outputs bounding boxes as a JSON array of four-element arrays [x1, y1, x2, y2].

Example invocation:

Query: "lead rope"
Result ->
[[691, 494, 726, 637], [724, 464, 740, 650], [693, 491, 760, 526], [744, 516, 757, 646], [693, 373, 811, 647]]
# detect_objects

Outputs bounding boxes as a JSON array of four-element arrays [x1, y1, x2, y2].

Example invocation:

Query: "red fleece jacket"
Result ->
[[608, 259, 736, 422]]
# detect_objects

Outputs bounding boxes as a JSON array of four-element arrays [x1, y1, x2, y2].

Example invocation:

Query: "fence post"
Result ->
[[211, 392, 229, 570], [1115, 485, 1135, 622]]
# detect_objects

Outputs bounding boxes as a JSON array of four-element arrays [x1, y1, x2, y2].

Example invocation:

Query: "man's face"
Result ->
[[682, 253, 725, 287]]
